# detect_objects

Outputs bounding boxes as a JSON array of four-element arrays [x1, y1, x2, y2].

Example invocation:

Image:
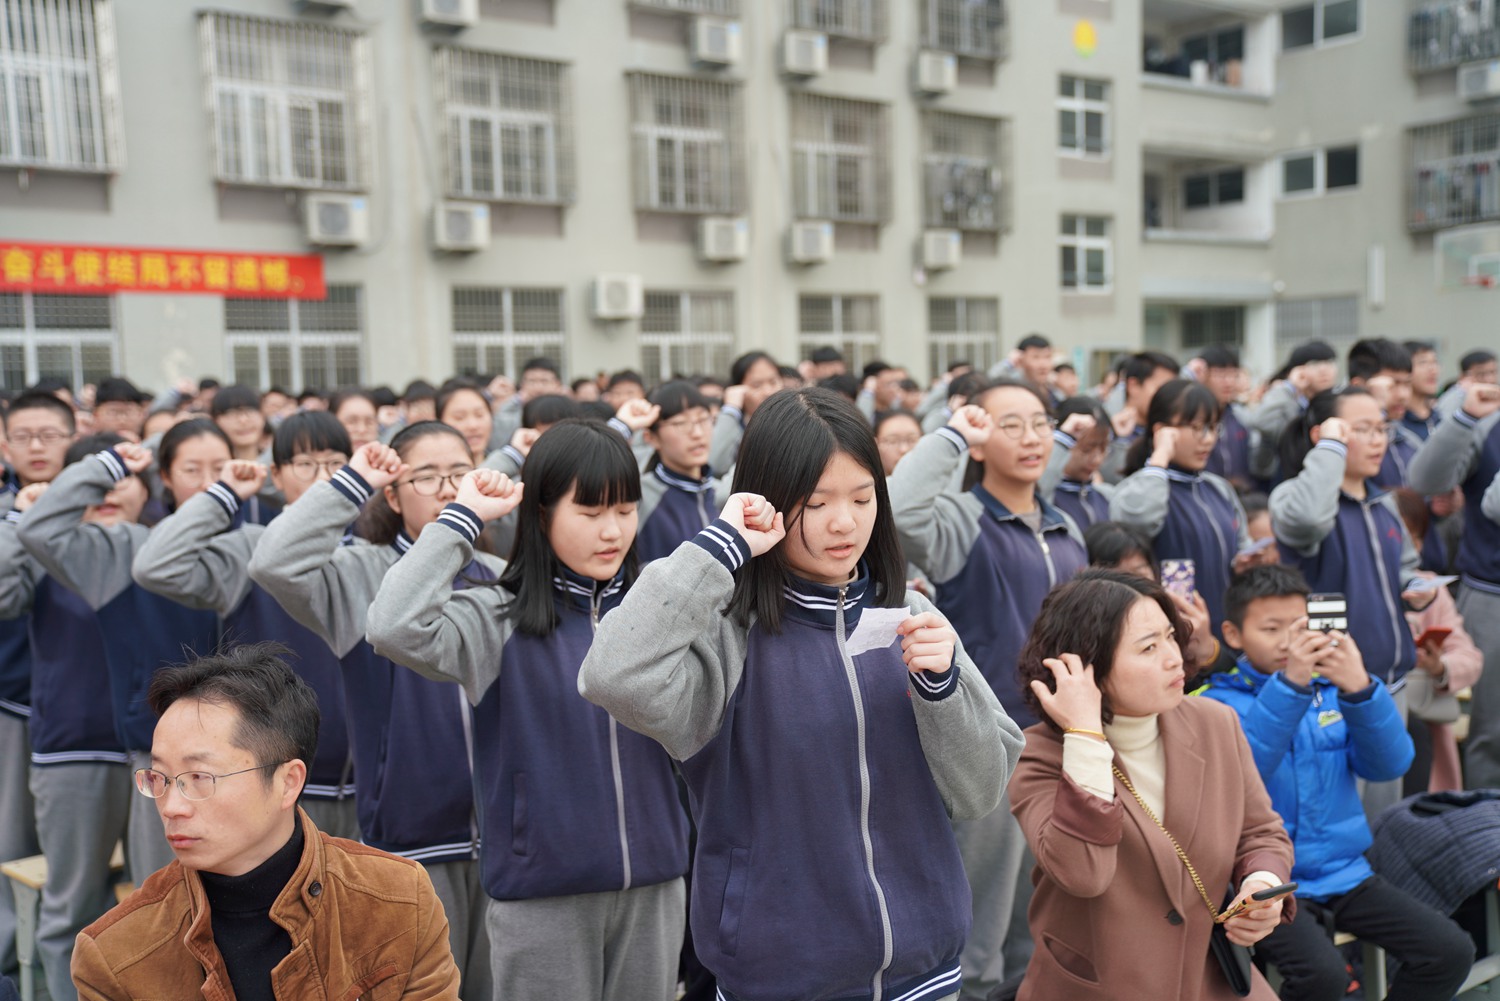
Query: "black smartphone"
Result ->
[[1217, 882, 1299, 923], [1307, 593, 1347, 633]]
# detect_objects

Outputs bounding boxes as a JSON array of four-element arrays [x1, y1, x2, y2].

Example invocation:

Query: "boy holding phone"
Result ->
[[1199, 565, 1473, 1000]]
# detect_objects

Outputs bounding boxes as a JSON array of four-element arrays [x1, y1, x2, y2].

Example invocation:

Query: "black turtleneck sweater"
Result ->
[[198, 822, 303, 1001]]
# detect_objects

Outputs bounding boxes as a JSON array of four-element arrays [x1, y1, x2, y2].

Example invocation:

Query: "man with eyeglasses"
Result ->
[[71, 643, 460, 1001]]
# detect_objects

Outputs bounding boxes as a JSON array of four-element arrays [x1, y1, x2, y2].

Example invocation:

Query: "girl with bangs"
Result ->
[[368, 419, 689, 1000], [579, 387, 1019, 1001]]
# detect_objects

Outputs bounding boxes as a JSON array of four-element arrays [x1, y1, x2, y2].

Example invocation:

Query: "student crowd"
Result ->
[[1, 334, 1498, 1001]]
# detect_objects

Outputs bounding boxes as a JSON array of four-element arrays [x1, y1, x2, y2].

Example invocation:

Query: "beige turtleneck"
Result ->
[[1061, 713, 1164, 817]]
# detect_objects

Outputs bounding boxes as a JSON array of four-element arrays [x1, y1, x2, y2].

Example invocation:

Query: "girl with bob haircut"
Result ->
[[367, 419, 689, 999], [636, 380, 729, 563], [436, 379, 494, 467], [1009, 568, 1294, 1001], [580, 387, 1019, 1001], [709, 350, 785, 474]]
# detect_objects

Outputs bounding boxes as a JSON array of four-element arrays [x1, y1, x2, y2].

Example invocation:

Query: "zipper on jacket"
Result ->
[[1034, 528, 1058, 587], [834, 584, 895, 1001], [594, 589, 633, 890], [457, 686, 479, 857], [696, 488, 709, 531], [1359, 498, 1405, 684], [1188, 479, 1231, 567]]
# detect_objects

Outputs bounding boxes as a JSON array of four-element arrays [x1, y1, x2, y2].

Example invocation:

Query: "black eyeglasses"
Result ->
[[397, 469, 473, 496]]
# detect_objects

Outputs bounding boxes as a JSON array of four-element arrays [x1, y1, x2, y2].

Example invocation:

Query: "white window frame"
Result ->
[[1059, 215, 1112, 293], [798, 294, 881, 370], [638, 124, 720, 210], [1280, 0, 1362, 52], [640, 290, 736, 383], [927, 296, 1000, 377], [225, 286, 364, 390], [1057, 75, 1110, 160], [450, 107, 558, 202], [629, 74, 741, 214], [922, 0, 1006, 61], [791, 95, 888, 224], [792, 0, 885, 41], [0, 292, 116, 392], [450, 287, 566, 379], [1278, 144, 1359, 199], [438, 49, 570, 206]]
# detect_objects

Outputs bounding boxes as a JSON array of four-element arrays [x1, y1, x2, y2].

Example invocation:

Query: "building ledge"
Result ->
[[1144, 228, 1272, 247], [1142, 73, 1272, 104]]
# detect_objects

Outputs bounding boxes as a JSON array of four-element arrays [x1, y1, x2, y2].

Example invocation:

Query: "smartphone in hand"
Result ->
[[1161, 559, 1196, 599], [1216, 883, 1299, 923], [1307, 593, 1347, 633]]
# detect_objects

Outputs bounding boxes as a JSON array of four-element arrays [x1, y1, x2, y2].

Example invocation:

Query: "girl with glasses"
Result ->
[[887, 378, 1087, 999], [578, 387, 1017, 1001], [636, 381, 732, 564], [248, 422, 499, 1000], [368, 419, 689, 1000]]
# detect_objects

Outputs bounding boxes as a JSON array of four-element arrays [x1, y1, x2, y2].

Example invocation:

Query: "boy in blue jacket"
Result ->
[[1201, 565, 1472, 1000]]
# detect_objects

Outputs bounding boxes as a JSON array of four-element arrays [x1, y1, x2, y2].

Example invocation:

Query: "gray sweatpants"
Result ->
[[954, 793, 1034, 1001], [0, 713, 39, 978], [425, 859, 491, 1001], [1459, 587, 1500, 788], [485, 877, 685, 1000], [30, 762, 130, 1001], [300, 796, 360, 842], [125, 749, 174, 884]]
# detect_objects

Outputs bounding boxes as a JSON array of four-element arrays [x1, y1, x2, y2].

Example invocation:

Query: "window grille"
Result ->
[[927, 296, 999, 378], [921, 0, 1006, 60], [1057, 75, 1109, 157], [451, 287, 565, 378], [1059, 215, 1111, 292], [0, 0, 123, 171], [436, 47, 573, 205], [201, 13, 369, 190], [0, 291, 115, 391], [1274, 296, 1359, 358], [798, 294, 880, 371], [628, 73, 743, 214], [640, 291, 735, 382], [1409, 113, 1500, 230], [791, 93, 889, 224], [1180, 307, 1244, 348], [629, 0, 740, 15], [791, 0, 887, 42], [225, 284, 363, 390], [923, 111, 1004, 231], [1409, 0, 1500, 72]]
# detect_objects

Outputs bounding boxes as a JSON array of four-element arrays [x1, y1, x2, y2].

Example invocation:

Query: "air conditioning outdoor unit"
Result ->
[[698, 216, 749, 263], [1458, 60, 1500, 102], [304, 194, 370, 247], [922, 229, 962, 271], [420, 0, 478, 29], [691, 17, 743, 68], [782, 29, 828, 78], [787, 220, 834, 265], [293, 0, 354, 13], [915, 50, 957, 96], [592, 274, 644, 320], [434, 201, 489, 252]]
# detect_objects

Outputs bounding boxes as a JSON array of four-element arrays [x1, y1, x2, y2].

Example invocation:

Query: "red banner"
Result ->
[[0, 242, 326, 299]]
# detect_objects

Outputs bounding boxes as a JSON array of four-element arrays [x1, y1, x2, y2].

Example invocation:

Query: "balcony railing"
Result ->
[[1408, 112, 1500, 231], [1409, 0, 1500, 73]]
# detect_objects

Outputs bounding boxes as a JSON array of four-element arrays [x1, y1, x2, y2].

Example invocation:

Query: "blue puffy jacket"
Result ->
[[1198, 658, 1413, 901]]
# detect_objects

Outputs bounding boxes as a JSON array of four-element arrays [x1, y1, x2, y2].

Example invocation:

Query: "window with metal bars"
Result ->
[[922, 0, 1006, 60], [451, 287, 565, 378], [923, 111, 1004, 231], [628, 0, 740, 15], [628, 74, 743, 214], [1057, 75, 1109, 158], [640, 291, 735, 382], [1274, 296, 1358, 356], [201, 13, 368, 191], [1180, 307, 1243, 348], [791, 0, 887, 41], [791, 94, 890, 224], [0, 292, 115, 391], [1059, 215, 1111, 292], [927, 296, 999, 377], [798, 294, 881, 371], [225, 285, 363, 390], [1408, 113, 1500, 230], [436, 47, 573, 205], [1409, 0, 1500, 72]]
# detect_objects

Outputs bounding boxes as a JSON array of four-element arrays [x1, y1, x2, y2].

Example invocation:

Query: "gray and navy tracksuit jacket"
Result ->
[[131, 487, 355, 804], [1408, 406, 1500, 598], [1271, 439, 1422, 686], [248, 470, 500, 865], [636, 463, 730, 564], [578, 524, 1022, 1001], [890, 428, 1088, 726], [365, 504, 688, 901], [1040, 428, 1114, 529]]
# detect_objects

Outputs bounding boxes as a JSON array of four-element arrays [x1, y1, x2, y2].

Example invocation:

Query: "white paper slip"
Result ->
[[1236, 536, 1277, 558], [1406, 575, 1459, 592], [845, 607, 911, 658]]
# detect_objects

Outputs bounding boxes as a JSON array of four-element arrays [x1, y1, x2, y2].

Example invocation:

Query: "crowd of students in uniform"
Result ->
[[0, 334, 1498, 1001]]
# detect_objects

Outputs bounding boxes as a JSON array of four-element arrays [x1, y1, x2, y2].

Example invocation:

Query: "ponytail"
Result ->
[[1278, 387, 1370, 479], [1121, 379, 1219, 476]]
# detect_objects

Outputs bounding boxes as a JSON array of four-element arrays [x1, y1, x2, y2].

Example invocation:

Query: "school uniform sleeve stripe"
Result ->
[[329, 465, 374, 507], [607, 417, 633, 440], [934, 426, 968, 454], [1454, 407, 1479, 430], [1140, 465, 1170, 480], [205, 481, 241, 519], [720, 405, 743, 426], [1314, 439, 1348, 460], [4, 509, 21, 525], [1053, 430, 1077, 449], [93, 448, 126, 482], [436, 503, 484, 544], [910, 660, 960, 702], [692, 519, 752, 573], [500, 444, 525, 468]]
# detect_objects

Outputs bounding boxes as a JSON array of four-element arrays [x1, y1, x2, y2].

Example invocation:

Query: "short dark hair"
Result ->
[[577, 400, 616, 421], [1348, 338, 1411, 381], [402, 379, 437, 403], [1084, 521, 1157, 572], [1238, 490, 1269, 521], [1018, 569, 1192, 732], [1224, 564, 1309, 629], [209, 384, 261, 418], [861, 360, 892, 380], [272, 411, 352, 467], [808, 346, 844, 365], [158, 419, 231, 479], [1198, 345, 1240, 370], [730, 351, 778, 386], [1121, 350, 1180, 386], [3, 391, 75, 433], [28, 377, 72, 397], [199, 378, 221, 392], [1461, 349, 1497, 373], [523, 394, 579, 428], [570, 377, 597, 395], [329, 388, 376, 417], [606, 370, 646, 391], [369, 386, 399, 409], [948, 371, 988, 404], [1403, 340, 1436, 360], [147, 642, 319, 787], [435, 379, 488, 422], [818, 374, 860, 400], [94, 377, 148, 406], [1053, 362, 1076, 375], [521, 357, 561, 377], [296, 389, 324, 405], [65, 432, 128, 468], [1017, 334, 1051, 352]]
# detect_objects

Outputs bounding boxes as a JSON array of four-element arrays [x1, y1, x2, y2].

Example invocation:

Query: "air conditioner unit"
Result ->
[[691, 17, 743, 68], [787, 221, 834, 265], [420, 0, 477, 29], [698, 216, 749, 263], [922, 229, 962, 271], [592, 274, 644, 320], [915, 50, 957, 96], [1458, 60, 1500, 102], [782, 29, 828, 78], [293, 0, 354, 13], [433, 201, 489, 252], [304, 194, 369, 247]]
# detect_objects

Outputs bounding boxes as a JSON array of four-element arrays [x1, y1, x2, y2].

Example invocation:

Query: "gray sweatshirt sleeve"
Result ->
[[1485, 469, 1500, 523], [1269, 440, 1345, 556], [0, 514, 39, 619], [886, 429, 983, 584], [1099, 435, 1131, 485], [366, 511, 511, 705], [1408, 409, 1494, 495], [131, 488, 259, 617], [17, 451, 143, 609], [1243, 381, 1303, 438], [480, 445, 524, 478], [1108, 465, 1171, 536], [904, 590, 1024, 820], [1039, 430, 1074, 503], [915, 381, 949, 421], [486, 396, 523, 454], [578, 540, 750, 762], [708, 407, 743, 476]]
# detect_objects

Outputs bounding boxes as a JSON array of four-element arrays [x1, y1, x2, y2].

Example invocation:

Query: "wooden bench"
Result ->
[[1, 845, 128, 1001]]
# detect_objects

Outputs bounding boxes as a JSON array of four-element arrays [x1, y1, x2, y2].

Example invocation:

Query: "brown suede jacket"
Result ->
[[70, 809, 460, 1001]]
